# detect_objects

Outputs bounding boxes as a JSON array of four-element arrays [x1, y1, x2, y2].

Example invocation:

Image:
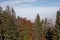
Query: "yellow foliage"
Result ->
[[28, 36, 32, 40]]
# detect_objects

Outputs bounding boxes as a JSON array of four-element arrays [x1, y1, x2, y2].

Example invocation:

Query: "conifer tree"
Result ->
[[0, 7, 4, 40], [17, 17, 29, 40], [46, 28, 53, 40], [11, 7, 16, 20], [45, 18, 48, 28], [23, 22, 29, 40], [55, 8, 60, 40], [33, 13, 42, 40], [0, 7, 3, 13], [0, 6, 18, 40], [17, 17, 25, 40]]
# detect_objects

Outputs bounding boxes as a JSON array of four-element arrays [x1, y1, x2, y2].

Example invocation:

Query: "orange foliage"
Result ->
[[16, 17, 34, 40]]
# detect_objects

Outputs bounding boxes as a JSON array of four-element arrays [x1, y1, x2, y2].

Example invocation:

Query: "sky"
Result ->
[[0, 0, 60, 22]]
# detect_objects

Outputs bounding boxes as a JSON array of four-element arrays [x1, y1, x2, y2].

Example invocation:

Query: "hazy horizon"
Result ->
[[0, 0, 60, 22]]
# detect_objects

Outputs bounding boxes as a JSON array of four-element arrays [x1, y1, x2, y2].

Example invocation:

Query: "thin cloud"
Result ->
[[7, 0, 37, 2], [13, 0, 36, 2], [19, 4, 32, 7], [0, 0, 37, 8], [0, 1, 22, 8], [56, 2, 60, 4], [40, 0, 48, 2]]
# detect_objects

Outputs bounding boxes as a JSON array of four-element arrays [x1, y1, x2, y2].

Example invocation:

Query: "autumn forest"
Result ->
[[0, 5, 60, 40]]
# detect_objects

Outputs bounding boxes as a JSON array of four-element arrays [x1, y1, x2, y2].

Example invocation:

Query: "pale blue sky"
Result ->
[[0, 0, 60, 22], [0, 0, 60, 7]]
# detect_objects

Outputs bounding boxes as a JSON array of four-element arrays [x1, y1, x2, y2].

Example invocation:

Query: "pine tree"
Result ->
[[0, 7, 4, 40], [16, 17, 24, 40], [55, 8, 60, 40], [17, 17, 29, 40], [0, 7, 3, 13], [46, 28, 53, 40], [11, 7, 16, 20], [23, 22, 29, 40], [44, 18, 48, 34], [32, 13, 42, 40], [45, 18, 48, 28], [5, 5, 11, 16], [0, 6, 18, 40]]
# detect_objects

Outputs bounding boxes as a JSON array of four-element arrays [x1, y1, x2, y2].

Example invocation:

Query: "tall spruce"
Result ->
[[45, 18, 48, 28], [55, 8, 60, 40], [23, 22, 29, 40], [0, 7, 4, 40], [17, 17, 23, 40], [11, 7, 16, 20], [33, 14, 42, 40], [0, 6, 18, 40], [17, 17, 29, 40], [0, 7, 3, 13], [46, 28, 53, 40]]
